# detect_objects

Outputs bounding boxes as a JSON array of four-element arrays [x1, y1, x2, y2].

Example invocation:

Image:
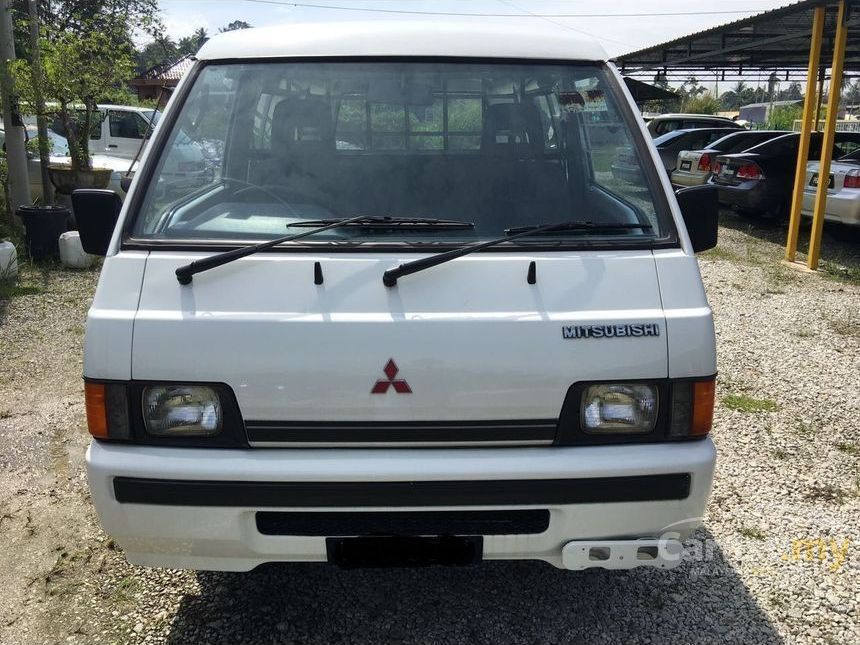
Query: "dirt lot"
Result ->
[[0, 214, 858, 644]]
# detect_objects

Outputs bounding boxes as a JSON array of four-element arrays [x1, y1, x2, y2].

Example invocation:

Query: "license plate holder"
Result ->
[[327, 535, 483, 568], [680, 160, 692, 171], [810, 173, 834, 188]]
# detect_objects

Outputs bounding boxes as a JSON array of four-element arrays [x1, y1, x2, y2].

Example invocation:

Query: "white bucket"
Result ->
[[59, 231, 96, 269], [0, 240, 18, 279]]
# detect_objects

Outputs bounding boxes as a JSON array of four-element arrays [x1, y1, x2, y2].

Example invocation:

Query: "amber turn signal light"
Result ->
[[690, 380, 715, 437], [85, 382, 109, 439]]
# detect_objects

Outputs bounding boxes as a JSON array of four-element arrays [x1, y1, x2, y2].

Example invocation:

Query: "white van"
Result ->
[[76, 20, 720, 572]]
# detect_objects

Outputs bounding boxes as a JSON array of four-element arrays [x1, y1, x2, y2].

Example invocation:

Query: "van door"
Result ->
[[104, 109, 150, 159]]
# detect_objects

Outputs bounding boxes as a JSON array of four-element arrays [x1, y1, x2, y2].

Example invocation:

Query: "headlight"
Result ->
[[142, 385, 222, 437], [581, 384, 659, 434]]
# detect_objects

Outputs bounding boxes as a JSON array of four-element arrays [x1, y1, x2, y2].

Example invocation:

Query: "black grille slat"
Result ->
[[256, 510, 550, 536], [245, 420, 558, 444]]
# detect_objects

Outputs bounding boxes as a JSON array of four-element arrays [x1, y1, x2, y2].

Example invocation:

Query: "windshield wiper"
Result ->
[[175, 215, 381, 284], [382, 220, 652, 287], [289, 216, 475, 230]]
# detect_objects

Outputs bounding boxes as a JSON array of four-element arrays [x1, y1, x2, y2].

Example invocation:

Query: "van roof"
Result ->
[[196, 20, 608, 63]]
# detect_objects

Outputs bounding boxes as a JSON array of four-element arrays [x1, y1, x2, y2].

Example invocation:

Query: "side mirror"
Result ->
[[71, 189, 123, 256], [119, 174, 134, 193], [675, 184, 718, 253]]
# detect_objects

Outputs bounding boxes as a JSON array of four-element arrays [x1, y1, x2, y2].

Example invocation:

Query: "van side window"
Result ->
[[109, 111, 149, 139]]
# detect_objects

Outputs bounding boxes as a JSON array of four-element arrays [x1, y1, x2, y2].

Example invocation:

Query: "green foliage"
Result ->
[[767, 104, 803, 130], [685, 93, 721, 115], [14, 29, 134, 170], [220, 20, 252, 32], [723, 394, 778, 413], [10, 1, 152, 171]]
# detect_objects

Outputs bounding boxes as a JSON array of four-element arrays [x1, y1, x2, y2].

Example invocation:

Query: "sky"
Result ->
[[156, 0, 794, 58]]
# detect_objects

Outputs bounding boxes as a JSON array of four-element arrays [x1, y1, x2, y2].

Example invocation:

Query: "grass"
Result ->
[[820, 260, 860, 286], [739, 526, 767, 541], [0, 282, 42, 299], [805, 484, 848, 505], [836, 442, 858, 456], [590, 149, 616, 174], [723, 394, 778, 413], [111, 576, 141, 603], [829, 318, 860, 338], [793, 328, 818, 338], [794, 420, 818, 437], [701, 245, 743, 262]]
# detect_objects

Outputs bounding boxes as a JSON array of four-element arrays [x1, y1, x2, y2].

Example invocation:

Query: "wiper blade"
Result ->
[[289, 216, 475, 230], [382, 220, 653, 287], [176, 214, 374, 285], [504, 222, 652, 235]]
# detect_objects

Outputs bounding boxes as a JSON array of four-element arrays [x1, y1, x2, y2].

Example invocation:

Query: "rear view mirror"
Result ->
[[71, 189, 123, 256], [675, 185, 718, 253]]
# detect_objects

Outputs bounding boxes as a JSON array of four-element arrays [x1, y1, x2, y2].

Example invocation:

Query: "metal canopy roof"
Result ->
[[617, 0, 860, 79]]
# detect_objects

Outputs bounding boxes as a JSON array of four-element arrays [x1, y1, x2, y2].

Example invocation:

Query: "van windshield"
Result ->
[[130, 61, 673, 246]]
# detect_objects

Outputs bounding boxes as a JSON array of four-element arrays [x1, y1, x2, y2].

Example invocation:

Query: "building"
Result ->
[[129, 55, 195, 106]]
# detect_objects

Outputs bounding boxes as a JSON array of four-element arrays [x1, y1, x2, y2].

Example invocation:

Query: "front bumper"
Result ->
[[87, 439, 716, 571], [802, 190, 860, 226]]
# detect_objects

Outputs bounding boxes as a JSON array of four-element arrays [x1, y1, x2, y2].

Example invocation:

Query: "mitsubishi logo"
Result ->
[[371, 359, 412, 394]]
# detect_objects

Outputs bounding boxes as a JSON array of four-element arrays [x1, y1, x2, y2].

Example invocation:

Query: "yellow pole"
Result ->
[[786, 5, 825, 262], [809, 0, 848, 270]]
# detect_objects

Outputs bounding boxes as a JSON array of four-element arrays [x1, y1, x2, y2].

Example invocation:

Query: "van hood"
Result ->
[[130, 251, 672, 429]]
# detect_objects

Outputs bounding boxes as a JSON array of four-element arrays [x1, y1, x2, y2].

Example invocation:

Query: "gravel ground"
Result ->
[[0, 215, 858, 644]]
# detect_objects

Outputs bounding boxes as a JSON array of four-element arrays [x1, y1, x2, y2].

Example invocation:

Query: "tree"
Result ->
[[15, 29, 134, 171], [677, 75, 707, 111], [220, 20, 251, 32], [686, 93, 721, 115], [12, 1, 146, 171], [177, 28, 209, 56], [767, 104, 803, 130], [779, 82, 803, 102]]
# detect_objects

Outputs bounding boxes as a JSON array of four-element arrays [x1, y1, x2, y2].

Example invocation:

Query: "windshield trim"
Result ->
[[120, 57, 679, 252]]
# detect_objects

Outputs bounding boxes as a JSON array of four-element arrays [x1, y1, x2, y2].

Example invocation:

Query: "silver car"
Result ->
[[671, 130, 789, 188], [646, 113, 743, 138], [802, 150, 860, 226]]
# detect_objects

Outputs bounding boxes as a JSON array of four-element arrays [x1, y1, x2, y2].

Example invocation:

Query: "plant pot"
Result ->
[[16, 205, 71, 262], [48, 165, 113, 195]]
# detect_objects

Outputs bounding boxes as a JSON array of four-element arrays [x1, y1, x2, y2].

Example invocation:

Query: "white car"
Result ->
[[76, 19, 719, 573], [802, 151, 860, 226]]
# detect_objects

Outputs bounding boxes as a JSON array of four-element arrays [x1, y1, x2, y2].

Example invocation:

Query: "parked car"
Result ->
[[711, 132, 860, 217], [612, 128, 738, 182], [2, 117, 206, 202], [78, 19, 719, 573], [48, 104, 160, 160], [801, 149, 860, 226], [671, 130, 789, 188], [646, 113, 744, 138], [0, 126, 130, 201]]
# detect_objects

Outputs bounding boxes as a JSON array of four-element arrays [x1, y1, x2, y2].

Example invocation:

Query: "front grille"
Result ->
[[256, 510, 551, 536], [245, 419, 558, 446]]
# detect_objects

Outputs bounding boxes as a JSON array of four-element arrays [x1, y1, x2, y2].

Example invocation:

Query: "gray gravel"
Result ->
[[0, 216, 857, 644]]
